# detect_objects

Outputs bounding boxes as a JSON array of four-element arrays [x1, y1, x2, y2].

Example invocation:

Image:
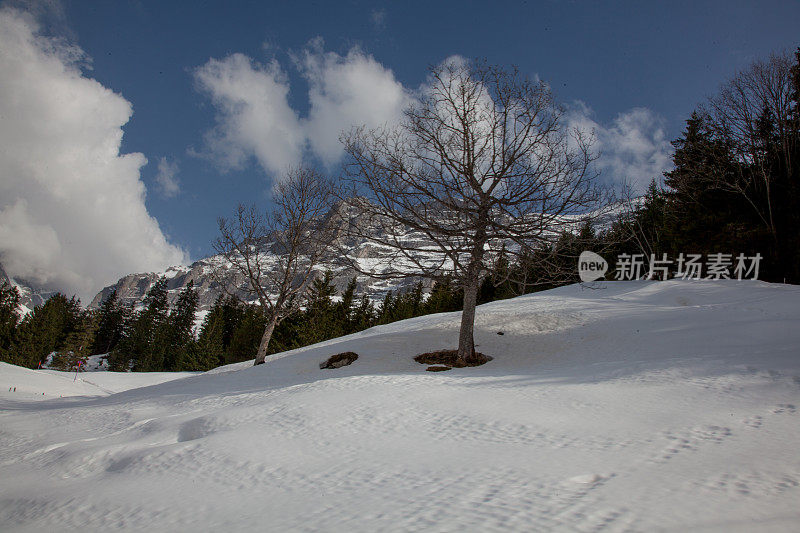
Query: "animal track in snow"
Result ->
[[0, 496, 190, 531], [741, 404, 797, 430], [652, 425, 732, 464], [771, 403, 796, 414], [741, 415, 763, 429], [695, 470, 800, 498]]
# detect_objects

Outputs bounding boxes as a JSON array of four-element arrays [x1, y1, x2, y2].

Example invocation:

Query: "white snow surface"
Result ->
[[0, 364, 198, 398], [1, 280, 799, 532]]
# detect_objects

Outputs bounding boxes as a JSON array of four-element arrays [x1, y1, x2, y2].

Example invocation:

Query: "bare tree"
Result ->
[[214, 166, 337, 365], [340, 60, 606, 366], [705, 50, 797, 245]]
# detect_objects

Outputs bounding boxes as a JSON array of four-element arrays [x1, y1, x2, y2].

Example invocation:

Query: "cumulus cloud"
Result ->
[[155, 157, 180, 198], [299, 42, 410, 166], [566, 101, 673, 193], [193, 45, 671, 195], [194, 53, 304, 176], [194, 42, 409, 175], [0, 8, 187, 302]]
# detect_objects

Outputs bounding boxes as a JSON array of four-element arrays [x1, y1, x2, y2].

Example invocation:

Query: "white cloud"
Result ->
[[194, 53, 304, 176], [566, 101, 673, 193], [193, 46, 672, 196], [194, 42, 409, 174], [156, 157, 180, 198], [299, 42, 410, 166], [0, 8, 187, 302]]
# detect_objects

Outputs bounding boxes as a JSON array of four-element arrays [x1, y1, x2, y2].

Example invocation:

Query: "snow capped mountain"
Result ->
[[88, 200, 623, 312], [0, 263, 59, 315], [89, 258, 233, 311], [88, 202, 441, 311], [87, 245, 424, 312]]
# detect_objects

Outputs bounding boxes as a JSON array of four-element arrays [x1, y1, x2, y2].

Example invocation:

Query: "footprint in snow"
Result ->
[[741, 415, 763, 429], [771, 404, 796, 415]]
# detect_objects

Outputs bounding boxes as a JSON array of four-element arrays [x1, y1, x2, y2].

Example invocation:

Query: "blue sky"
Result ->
[[1, 0, 798, 300]]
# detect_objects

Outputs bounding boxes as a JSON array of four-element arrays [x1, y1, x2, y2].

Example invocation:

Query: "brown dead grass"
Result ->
[[413, 349, 493, 368], [319, 352, 359, 369]]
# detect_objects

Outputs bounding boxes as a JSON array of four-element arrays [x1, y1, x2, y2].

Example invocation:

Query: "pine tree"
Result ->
[[0, 281, 21, 363], [350, 294, 376, 332], [391, 282, 423, 320], [10, 294, 83, 368], [161, 281, 198, 370], [481, 244, 514, 302], [195, 299, 226, 369], [377, 290, 395, 325], [408, 282, 424, 317], [91, 290, 126, 355], [338, 277, 358, 333], [226, 306, 267, 364], [111, 277, 169, 371], [195, 295, 243, 370], [51, 310, 99, 371], [424, 277, 462, 315], [297, 271, 341, 345]]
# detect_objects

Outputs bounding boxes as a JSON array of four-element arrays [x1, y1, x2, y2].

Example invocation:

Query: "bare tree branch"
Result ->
[[337, 60, 610, 365], [213, 166, 338, 365]]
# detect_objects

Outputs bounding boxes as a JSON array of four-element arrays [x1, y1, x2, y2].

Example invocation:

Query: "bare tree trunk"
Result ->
[[254, 315, 278, 366], [456, 274, 479, 366], [215, 168, 339, 370]]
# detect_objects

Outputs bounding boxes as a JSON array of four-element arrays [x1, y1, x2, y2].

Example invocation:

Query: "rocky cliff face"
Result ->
[[88, 254, 424, 311], [0, 263, 59, 314], [88, 261, 223, 311], [88, 202, 429, 311], [87, 199, 619, 312]]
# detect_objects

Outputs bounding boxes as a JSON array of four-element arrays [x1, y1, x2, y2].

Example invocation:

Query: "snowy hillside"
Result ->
[[0, 363, 198, 398], [1, 280, 799, 531]]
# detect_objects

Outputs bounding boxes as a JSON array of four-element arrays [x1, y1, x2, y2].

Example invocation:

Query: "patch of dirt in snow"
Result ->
[[414, 349, 493, 368], [319, 351, 359, 369]]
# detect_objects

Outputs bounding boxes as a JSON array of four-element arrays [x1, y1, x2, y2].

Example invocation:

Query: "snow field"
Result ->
[[0, 280, 799, 531]]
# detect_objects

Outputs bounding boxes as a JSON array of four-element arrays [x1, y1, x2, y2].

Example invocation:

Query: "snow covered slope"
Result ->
[[0, 363, 198, 398], [1, 280, 799, 531]]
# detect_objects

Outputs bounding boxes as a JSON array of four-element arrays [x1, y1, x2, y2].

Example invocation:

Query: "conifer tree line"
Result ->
[[0, 48, 797, 371], [0, 253, 582, 372], [0, 222, 669, 373], [604, 48, 800, 283]]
